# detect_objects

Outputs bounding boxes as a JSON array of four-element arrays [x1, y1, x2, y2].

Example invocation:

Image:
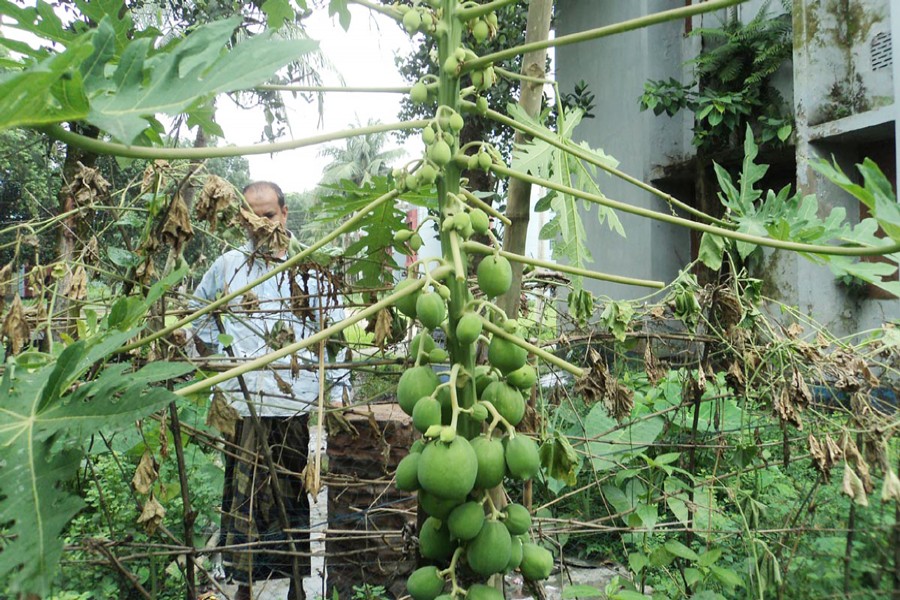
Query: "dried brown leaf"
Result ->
[[785, 323, 804, 339], [206, 391, 240, 438], [373, 308, 393, 350], [132, 451, 159, 495], [881, 470, 900, 502], [272, 370, 294, 395], [774, 386, 802, 429], [141, 160, 170, 194], [160, 193, 194, 254], [808, 434, 828, 479], [841, 464, 868, 507], [643, 343, 664, 386], [575, 348, 633, 421], [136, 494, 166, 535], [64, 162, 109, 209], [195, 175, 237, 231], [79, 236, 100, 265], [725, 360, 745, 393], [66, 265, 88, 301], [236, 206, 288, 256], [2, 295, 30, 354], [240, 291, 260, 312]]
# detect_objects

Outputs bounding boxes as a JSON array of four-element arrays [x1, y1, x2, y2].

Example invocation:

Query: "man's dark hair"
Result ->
[[243, 181, 285, 208]]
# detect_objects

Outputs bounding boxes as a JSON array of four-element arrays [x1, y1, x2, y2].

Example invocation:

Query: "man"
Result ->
[[192, 181, 348, 600]]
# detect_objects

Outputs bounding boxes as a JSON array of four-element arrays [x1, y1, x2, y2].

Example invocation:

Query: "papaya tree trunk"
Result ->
[[497, 0, 553, 319]]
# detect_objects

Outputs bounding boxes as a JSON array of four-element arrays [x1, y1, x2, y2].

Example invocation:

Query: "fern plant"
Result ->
[[639, 0, 793, 152]]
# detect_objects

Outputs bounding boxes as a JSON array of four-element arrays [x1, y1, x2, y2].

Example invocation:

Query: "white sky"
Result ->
[[216, 6, 420, 194]]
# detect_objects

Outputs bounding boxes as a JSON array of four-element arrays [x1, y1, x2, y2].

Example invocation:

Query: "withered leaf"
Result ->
[[136, 494, 166, 535], [64, 162, 109, 209], [240, 291, 260, 312], [841, 464, 868, 507], [373, 308, 393, 350], [303, 461, 321, 498], [575, 348, 633, 421], [272, 370, 294, 395], [785, 323, 804, 339], [2, 295, 30, 354], [325, 409, 359, 438], [132, 451, 159, 495], [160, 193, 194, 254], [881, 470, 900, 502], [774, 386, 803, 429], [643, 343, 664, 386], [0, 262, 12, 310], [66, 265, 88, 301], [79, 236, 100, 265], [808, 434, 828, 479], [141, 159, 170, 194], [196, 175, 237, 231], [236, 206, 289, 256], [206, 391, 240, 438]]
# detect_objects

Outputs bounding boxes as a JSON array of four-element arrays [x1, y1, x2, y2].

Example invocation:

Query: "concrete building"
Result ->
[[554, 0, 898, 334]]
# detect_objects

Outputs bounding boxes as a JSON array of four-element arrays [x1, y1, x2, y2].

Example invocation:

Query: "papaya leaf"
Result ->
[[539, 432, 581, 486], [0, 330, 192, 596], [508, 104, 623, 295], [329, 0, 352, 30]]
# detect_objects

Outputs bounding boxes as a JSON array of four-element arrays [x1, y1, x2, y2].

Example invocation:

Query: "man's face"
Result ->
[[245, 187, 288, 227]]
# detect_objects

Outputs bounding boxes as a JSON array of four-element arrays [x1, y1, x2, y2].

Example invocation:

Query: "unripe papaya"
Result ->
[[430, 139, 453, 166], [419, 516, 453, 561], [398, 366, 439, 415], [502, 503, 532, 535], [519, 542, 553, 580], [407, 566, 444, 600], [506, 536, 524, 571], [395, 452, 420, 491], [466, 520, 512, 576], [488, 335, 527, 374], [455, 312, 482, 345], [410, 81, 429, 104], [416, 292, 446, 330], [467, 585, 503, 600], [481, 381, 524, 426], [506, 364, 537, 390], [409, 332, 436, 359], [474, 365, 497, 396], [395, 278, 422, 318], [418, 437, 478, 499], [472, 19, 490, 43], [402, 9, 421, 34], [469, 208, 489, 234], [412, 397, 442, 433], [476, 255, 511, 298], [447, 501, 485, 541], [505, 435, 541, 481], [470, 434, 506, 490]]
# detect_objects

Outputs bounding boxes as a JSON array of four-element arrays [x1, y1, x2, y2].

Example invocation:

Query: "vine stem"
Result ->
[[480, 318, 585, 378], [476, 104, 728, 227], [463, 0, 746, 72], [175, 267, 450, 397], [463, 240, 664, 288], [487, 161, 900, 257], [120, 190, 399, 354], [39, 119, 428, 160]]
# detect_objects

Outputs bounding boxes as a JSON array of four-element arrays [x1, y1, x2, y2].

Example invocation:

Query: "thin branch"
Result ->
[[456, 0, 519, 21], [463, 0, 747, 71], [40, 119, 428, 160], [478, 104, 729, 226], [464, 240, 664, 288], [486, 161, 900, 257]]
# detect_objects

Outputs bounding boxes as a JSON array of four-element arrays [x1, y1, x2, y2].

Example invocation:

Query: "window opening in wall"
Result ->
[[871, 31, 892, 71]]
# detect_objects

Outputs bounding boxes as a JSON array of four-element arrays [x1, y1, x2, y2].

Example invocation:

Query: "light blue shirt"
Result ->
[[192, 243, 349, 417]]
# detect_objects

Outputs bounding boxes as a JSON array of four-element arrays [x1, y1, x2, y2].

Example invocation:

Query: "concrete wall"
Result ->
[[555, 0, 700, 300], [556, 0, 897, 335]]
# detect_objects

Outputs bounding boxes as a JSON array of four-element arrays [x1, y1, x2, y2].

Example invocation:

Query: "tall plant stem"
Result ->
[[479, 106, 728, 226], [496, 0, 553, 319], [40, 119, 427, 160], [436, 0, 478, 440], [463, 0, 746, 72], [120, 190, 399, 354], [167, 402, 197, 600], [488, 162, 900, 257]]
